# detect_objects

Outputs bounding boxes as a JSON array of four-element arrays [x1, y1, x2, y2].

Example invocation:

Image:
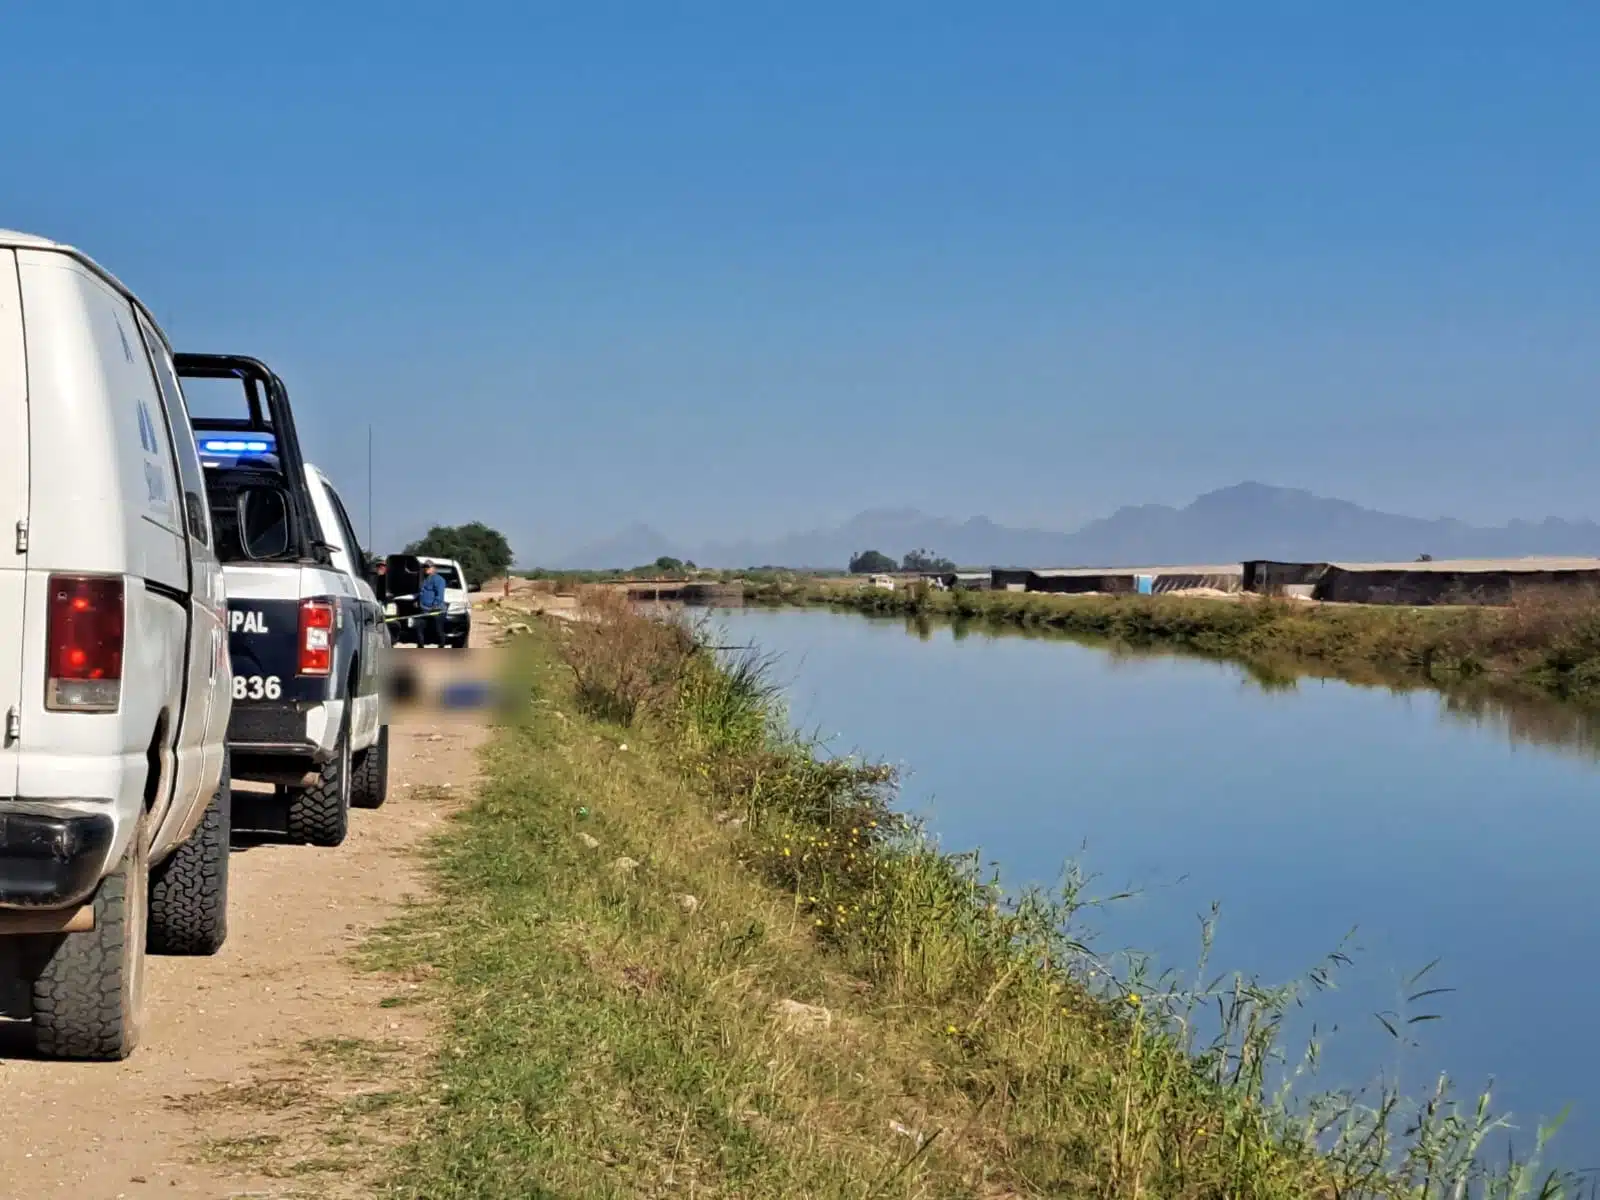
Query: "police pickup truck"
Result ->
[[178, 354, 389, 846]]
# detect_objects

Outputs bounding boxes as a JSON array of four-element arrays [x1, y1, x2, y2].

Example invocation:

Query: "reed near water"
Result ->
[[750, 578, 1600, 705], [377, 589, 1574, 1197]]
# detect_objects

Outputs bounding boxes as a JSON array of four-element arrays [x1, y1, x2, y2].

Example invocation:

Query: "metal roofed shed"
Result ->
[[1020, 565, 1243, 596], [992, 567, 1032, 592], [1244, 557, 1600, 605]]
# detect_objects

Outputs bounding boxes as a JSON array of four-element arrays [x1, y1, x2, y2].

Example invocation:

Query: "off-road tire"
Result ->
[[351, 725, 389, 810], [32, 825, 148, 1060], [148, 752, 232, 956], [285, 718, 351, 847]]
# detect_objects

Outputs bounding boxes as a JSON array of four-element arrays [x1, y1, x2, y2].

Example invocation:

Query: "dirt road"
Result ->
[[0, 643, 493, 1199]]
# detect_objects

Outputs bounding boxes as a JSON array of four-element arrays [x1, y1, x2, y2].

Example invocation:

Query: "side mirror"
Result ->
[[469, 581, 482, 593], [236, 486, 291, 560]]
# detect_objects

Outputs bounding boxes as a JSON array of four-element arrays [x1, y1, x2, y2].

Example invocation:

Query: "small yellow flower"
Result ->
[[945, 1024, 958, 1035], [1127, 993, 1142, 1007], [808, 895, 817, 903], [782, 847, 791, 857], [851, 827, 860, 836], [815, 918, 824, 926]]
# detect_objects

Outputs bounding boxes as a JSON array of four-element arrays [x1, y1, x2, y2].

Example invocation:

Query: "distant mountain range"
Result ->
[[549, 483, 1600, 570]]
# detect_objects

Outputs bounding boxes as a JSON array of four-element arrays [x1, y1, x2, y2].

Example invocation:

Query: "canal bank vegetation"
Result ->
[[377, 592, 1570, 1198], [759, 579, 1600, 705], [516, 563, 828, 590]]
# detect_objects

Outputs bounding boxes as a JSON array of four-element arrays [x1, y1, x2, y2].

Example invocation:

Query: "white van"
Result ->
[[0, 231, 233, 1060]]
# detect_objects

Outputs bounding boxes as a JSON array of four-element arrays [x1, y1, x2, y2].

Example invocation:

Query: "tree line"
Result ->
[[387, 526, 964, 582], [398, 521, 515, 585], [848, 548, 956, 574]]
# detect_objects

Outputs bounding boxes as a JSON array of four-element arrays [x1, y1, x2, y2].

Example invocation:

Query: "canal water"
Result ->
[[711, 605, 1598, 1160]]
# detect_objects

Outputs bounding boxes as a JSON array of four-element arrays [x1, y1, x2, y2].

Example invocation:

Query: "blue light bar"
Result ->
[[196, 430, 278, 468]]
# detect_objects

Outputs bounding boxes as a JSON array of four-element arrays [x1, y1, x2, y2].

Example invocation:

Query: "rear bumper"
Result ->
[[227, 698, 345, 765], [0, 810, 116, 908], [391, 611, 469, 644]]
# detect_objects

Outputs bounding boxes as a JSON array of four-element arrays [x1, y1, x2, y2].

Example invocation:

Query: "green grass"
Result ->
[[753, 580, 1600, 706], [373, 600, 1574, 1198]]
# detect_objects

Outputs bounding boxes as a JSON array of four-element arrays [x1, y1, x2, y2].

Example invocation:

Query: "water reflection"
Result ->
[[892, 608, 1600, 762], [1437, 689, 1600, 763]]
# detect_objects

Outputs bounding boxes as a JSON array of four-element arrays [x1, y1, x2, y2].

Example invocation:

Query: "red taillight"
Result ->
[[46, 575, 124, 712], [298, 599, 334, 676]]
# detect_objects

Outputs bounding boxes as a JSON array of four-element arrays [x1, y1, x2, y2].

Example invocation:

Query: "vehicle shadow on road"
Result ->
[[0, 1018, 42, 1059], [229, 790, 294, 850]]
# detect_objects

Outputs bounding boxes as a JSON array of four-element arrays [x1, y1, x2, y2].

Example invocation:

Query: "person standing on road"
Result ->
[[418, 559, 447, 648]]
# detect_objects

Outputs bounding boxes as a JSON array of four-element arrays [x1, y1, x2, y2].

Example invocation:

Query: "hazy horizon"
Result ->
[[3, 5, 1596, 565], [549, 480, 1600, 570], [559, 480, 1600, 560]]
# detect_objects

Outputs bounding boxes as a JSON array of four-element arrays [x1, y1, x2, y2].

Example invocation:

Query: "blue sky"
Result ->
[[1, 2, 1595, 563]]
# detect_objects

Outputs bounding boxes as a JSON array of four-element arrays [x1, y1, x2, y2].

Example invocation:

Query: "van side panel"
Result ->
[[0, 251, 26, 798], [138, 317, 229, 862], [16, 252, 185, 584], [12, 252, 186, 871]]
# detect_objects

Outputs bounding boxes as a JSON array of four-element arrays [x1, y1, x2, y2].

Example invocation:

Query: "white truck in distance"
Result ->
[[0, 230, 235, 1060], [383, 555, 475, 648]]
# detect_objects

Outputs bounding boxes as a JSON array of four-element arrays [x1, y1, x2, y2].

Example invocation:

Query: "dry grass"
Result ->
[[168, 1033, 427, 1195], [560, 586, 697, 724]]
